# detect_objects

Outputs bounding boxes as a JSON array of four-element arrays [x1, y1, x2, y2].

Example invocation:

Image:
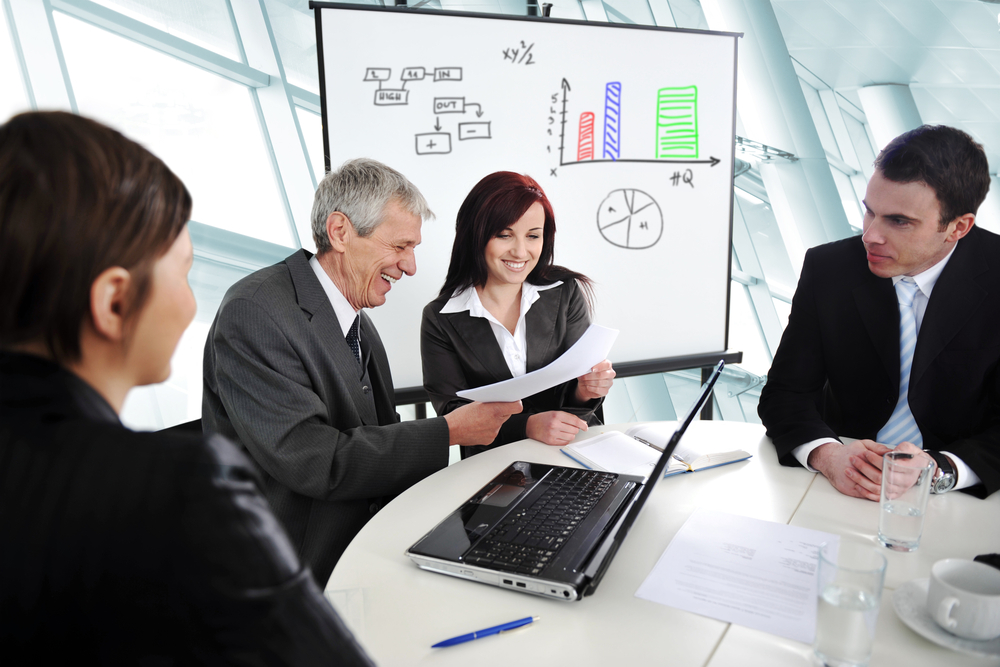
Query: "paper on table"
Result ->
[[635, 509, 837, 643], [456, 324, 618, 403]]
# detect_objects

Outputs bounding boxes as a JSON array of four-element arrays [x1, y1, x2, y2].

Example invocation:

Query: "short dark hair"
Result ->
[[0, 112, 191, 362], [438, 171, 592, 304], [874, 125, 990, 228]]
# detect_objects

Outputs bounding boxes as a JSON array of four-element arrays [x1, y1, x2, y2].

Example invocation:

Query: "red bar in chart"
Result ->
[[577, 112, 595, 161]]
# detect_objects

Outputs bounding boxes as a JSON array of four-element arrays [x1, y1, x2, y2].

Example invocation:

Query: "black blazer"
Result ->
[[203, 250, 449, 587], [0, 352, 372, 665], [758, 227, 1000, 497], [421, 280, 602, 456]]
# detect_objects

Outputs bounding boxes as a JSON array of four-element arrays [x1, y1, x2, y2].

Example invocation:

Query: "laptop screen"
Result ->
[[597, 360, 724, 548]]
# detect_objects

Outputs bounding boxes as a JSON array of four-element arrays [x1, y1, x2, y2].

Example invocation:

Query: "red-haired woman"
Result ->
[[421, 171, 615, 458]]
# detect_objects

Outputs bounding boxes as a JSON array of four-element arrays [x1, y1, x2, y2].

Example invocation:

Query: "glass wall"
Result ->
[[0, 0, 880, 433]]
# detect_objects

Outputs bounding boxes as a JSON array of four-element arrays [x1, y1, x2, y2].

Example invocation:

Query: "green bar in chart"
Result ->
[[655, 86, 698, 159]]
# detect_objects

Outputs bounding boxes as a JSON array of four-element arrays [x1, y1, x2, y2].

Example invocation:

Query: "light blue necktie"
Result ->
[[877, 278, 923, 448]]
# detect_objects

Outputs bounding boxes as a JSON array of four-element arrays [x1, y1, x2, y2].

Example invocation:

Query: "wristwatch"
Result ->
[[927, 451, 957, 494]]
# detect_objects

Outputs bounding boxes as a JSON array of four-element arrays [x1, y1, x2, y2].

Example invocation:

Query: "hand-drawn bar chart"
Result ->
[[656, 86, 698, 158], [561, 79, 717, 167]]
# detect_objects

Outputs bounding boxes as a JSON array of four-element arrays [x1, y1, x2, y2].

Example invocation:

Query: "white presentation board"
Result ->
[[313, 4, 739, 391]]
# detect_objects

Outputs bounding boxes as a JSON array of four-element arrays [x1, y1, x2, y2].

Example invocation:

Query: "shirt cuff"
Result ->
[[792, 437, 842, 472], [940, 451, 982, 491]]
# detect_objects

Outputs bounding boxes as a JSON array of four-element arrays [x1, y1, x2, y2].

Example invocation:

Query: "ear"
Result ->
[[325, 211, 355, 253], [89, 267, 131, 342], [946, 213, 975, 243]]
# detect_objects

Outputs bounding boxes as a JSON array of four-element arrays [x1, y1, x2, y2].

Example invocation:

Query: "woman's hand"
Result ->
[[575, 359, 616, 402], [526, 411, 589, 446]]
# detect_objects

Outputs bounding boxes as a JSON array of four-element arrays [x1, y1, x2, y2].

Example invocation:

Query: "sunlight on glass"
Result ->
[[0, 7, 30, 122], [729, 283, 772, 377], [90, 0, 240, 60], [55, 12, 294, 247], [295, 105, 325, 184], [263, 0, 318, 92]]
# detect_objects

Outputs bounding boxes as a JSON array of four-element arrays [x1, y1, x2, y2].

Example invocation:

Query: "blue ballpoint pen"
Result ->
[[431, 616, 540, 648]]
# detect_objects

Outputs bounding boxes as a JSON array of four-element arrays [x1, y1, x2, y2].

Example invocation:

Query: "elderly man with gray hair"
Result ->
[[204, 158, 521, 587]]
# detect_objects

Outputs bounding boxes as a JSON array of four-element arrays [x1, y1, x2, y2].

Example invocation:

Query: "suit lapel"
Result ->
[[526, 288, 559, 372], [285, 250, 378, 424], [911, 235, 988, 388], [443, 311, 512, 384], [853, 273, 899, 386], [360, 313, 396, 424]]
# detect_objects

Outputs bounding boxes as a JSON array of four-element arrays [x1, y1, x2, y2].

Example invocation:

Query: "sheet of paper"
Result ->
[[635, 509, 838, 643], [456, 324, 618, 403]]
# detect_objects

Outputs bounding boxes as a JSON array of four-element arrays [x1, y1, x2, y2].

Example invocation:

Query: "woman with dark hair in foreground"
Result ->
[[0, 111, 372, 665], [421, 171, 615, 458]]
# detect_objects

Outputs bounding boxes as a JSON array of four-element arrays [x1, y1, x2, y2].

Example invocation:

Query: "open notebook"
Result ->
[[562, 422, 751, 480]]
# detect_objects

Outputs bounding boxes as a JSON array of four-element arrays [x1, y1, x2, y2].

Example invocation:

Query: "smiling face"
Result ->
[[483, 201, 545, 290], [861, 170, 971, 278], [340, 198, 422, 309]]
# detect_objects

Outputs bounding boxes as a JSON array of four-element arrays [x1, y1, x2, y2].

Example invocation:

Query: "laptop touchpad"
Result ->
[[480, 484, 524, 507]]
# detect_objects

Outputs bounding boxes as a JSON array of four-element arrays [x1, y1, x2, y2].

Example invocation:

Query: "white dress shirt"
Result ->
[[309, 255, 359, 341], [791, 245, 980, 490], [440, 281, 562, 377]]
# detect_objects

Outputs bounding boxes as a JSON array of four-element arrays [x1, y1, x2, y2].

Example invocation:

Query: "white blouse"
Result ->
[[440, 281, 562, 377]]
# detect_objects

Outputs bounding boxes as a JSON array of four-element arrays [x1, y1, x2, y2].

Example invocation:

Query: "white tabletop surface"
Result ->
[[325, 421, 1000, 666]]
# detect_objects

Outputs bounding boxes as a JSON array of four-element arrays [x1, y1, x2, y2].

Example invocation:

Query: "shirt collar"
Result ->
[[309, 254, 359, 338], [890, 243, 958, 299], [440, 281, 562, 317]]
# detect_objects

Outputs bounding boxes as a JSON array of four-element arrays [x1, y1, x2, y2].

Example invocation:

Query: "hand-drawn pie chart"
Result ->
[[597, 189, 663, 249]]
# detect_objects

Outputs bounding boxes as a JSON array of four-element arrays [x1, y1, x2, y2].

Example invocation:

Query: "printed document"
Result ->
[[457, 324, 618, 403], [635, 509, 837, 643]]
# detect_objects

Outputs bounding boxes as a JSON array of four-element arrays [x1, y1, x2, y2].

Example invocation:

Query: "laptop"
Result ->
[[406, 360, 725, 601]]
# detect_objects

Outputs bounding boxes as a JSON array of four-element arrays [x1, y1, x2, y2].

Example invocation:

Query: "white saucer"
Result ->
[[892, 578, 1000, 658]]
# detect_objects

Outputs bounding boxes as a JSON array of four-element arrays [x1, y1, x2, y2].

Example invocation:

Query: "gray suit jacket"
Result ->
[[203, 249, 449, 586], [421, 279, 602, 457]]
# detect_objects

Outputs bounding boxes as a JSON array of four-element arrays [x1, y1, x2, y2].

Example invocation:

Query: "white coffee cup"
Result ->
[[926, 559, 1000, 641]]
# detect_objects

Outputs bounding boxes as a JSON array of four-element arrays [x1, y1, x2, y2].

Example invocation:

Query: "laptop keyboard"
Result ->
[[463, 468, 618, 575]]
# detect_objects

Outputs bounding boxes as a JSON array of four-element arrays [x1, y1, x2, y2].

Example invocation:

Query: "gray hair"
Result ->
[[310, 158, 433, 253]]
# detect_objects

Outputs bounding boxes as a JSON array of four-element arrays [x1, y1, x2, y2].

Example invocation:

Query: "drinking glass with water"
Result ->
[[814, 540, 887, 667], [878, 451, 934, 552]]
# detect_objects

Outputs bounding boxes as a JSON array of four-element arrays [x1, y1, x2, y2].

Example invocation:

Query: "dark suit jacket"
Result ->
[[203, 250, 449, 587], [758, 227, 1000, 498], [0, 352, 372, 665], [421, 279, 602, 457]]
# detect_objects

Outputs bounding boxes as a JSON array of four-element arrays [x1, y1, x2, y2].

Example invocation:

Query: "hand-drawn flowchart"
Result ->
[[363, 66, 492, 156]]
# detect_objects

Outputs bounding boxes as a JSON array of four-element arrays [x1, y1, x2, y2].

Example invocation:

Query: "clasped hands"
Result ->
[[808, 439, 936, 502]]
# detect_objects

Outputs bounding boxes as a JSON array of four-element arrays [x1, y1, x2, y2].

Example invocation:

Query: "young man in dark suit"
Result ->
[[759, 125, 998, 500], [203, 159, 521, 587]]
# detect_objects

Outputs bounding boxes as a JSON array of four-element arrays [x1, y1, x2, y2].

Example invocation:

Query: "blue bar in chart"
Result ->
[[603, 82, 621, 160]]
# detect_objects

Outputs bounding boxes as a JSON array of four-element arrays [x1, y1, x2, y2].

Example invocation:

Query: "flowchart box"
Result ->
[[375, 89, 409, 105], [458, 122, 491, 140], [401, 67, 426, 80], [363, 68, 391, 81], [415, 132, 451, 154], [433, 67, 462, 81], [433, 97, 464, 113]]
